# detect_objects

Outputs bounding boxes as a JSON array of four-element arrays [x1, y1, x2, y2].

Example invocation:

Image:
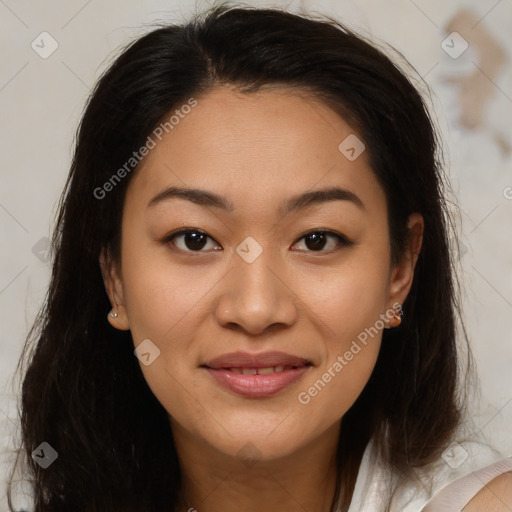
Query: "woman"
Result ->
[[6, 4, 511, 511]]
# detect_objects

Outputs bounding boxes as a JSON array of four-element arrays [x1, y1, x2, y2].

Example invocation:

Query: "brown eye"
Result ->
[[293, 230, 353, 252], [165, 229, 221, 252]]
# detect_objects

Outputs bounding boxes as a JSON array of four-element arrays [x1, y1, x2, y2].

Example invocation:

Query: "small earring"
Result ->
[[394, 305, 403, 327], [386, 304, 403, 329], [109, 309, 118, 319]]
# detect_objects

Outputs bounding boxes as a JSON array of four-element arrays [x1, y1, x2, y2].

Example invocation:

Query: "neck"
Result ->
[[172, 421, 342, 512]]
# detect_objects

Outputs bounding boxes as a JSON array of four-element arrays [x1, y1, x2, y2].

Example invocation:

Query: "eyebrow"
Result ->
[[147, 185, 365, 216]]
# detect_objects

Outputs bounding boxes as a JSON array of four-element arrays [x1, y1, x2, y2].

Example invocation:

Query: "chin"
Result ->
[[193, 416, 317, 464]]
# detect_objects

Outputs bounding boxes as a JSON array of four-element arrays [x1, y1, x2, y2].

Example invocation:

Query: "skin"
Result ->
[[460, 472, 512, 512], [100, 85, 424, 512]]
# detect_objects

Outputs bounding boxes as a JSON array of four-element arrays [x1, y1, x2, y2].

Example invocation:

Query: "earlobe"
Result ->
[[99, 249, 130, 331]]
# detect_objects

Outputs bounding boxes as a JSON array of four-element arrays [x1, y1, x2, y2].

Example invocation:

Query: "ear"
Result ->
[[99, 248, 130, 331], [386, 213, 424, 314]]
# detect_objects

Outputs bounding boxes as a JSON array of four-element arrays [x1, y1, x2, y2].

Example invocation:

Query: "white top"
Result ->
[[342, 435, 512, 512]]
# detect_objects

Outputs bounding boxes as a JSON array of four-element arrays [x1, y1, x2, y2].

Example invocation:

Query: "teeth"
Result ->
[[257, 367, 275, 374], [225, 365, 298, 374]]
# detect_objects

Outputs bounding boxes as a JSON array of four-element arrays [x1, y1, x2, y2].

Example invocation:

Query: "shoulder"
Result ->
[[421, 454, 512, 512], [461, 471, 512, 512], [349, 438, 512, 512]]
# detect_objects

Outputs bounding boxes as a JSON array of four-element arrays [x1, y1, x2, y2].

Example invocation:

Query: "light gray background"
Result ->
[[1, 0, 511, 502]]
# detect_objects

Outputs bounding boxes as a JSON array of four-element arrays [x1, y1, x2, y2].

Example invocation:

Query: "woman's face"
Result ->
[[102, 85, 422, 462]]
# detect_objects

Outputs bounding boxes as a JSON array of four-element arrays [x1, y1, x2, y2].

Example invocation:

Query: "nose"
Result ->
[[214, 246, 299, 336]]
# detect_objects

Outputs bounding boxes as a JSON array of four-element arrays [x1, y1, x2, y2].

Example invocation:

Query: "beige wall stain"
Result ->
[[443, 8, 509, 154]]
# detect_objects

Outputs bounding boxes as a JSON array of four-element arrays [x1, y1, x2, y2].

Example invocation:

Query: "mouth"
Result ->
[[201, 351, 313, 398], [208, 364, 309, 375]]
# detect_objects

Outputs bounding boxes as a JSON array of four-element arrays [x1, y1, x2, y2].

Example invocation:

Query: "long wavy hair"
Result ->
[[7, 4, 471, 511]]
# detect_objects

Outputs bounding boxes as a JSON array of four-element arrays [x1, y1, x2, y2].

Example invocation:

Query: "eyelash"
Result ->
[[162, 228, 354, 254]]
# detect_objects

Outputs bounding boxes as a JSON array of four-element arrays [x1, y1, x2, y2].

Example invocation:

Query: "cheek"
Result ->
[[119, 244, 208, 423], [295, 244, 390, 415], [296, 296, 384, 428], [305, 247, 391, 345], [121, 241, 207, 346]]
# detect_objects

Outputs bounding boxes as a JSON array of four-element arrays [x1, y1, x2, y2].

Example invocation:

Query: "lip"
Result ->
[[204, 351, 312, 369], [202, 351, 312, 398]]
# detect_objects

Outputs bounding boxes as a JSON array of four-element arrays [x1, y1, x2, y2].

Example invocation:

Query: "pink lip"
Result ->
[[204, 351, 311, 369], [204, 367, 310, 398], [202, 351, 312, 398]]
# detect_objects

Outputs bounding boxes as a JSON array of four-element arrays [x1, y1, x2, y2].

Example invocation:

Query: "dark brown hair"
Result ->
[[7, 4, 470, 511]]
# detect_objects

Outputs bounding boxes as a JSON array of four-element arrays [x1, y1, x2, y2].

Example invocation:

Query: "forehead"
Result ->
[[126, 85, 385, 218]]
